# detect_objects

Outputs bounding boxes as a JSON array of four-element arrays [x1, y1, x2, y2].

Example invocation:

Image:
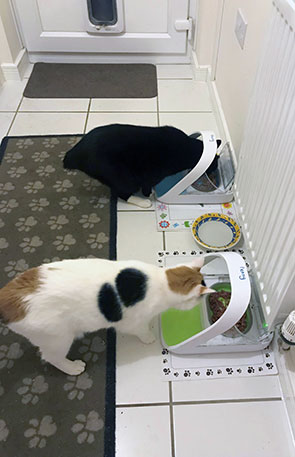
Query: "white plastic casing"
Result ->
[[282, 311, 295, 344]]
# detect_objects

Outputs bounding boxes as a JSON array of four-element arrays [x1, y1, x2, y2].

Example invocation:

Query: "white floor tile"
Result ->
[[117, 212, 163, 265], [157, 64, 193, 79], [0, 113, 14, 142], [116, 323, 169, 404], [158, 80, 212, 112], [159, 112, 220, 136], [90, 97, 157, 112], [9, 112, 87, 135], [172, 375, 282, 402], [0, 81, 26, 111], [116, 406, 171, 457], [20, 98, 89, 112], [165, 231, 197, 252], [86, 112, 158, 132], [174, 402, 294, 457]]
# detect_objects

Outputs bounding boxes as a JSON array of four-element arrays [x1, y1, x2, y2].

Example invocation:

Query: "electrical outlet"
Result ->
[[235, 8, 248, 49]]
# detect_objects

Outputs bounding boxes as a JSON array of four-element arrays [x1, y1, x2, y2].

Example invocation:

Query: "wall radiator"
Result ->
[[235, 0, 295, 328]]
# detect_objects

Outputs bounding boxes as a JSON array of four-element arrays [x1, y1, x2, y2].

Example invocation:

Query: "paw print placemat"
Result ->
[[0, 135, 116, 457]]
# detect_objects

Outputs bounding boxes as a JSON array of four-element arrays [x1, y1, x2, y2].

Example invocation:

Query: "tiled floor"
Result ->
[[0, 64, 294, 457]]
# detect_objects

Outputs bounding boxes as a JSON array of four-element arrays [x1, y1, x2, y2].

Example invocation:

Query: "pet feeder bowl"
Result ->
[[161, 252, 273, 354], [154, 131, 235, 204]]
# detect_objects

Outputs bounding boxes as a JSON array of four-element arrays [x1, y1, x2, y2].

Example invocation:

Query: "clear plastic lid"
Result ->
[[201, 272, 271, 347], [182, 142, 235, 196]]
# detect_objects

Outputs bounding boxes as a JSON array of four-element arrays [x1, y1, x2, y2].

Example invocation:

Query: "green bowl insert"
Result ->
[[161, 304, 204, 346]]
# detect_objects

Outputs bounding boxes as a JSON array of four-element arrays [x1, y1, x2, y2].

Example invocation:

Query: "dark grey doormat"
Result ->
[[0, 135, 117, 457], [24, 63, 158, 98]]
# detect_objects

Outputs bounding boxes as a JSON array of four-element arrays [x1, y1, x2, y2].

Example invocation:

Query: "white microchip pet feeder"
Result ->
[[161, 252, 273, 354], [155, 131, 235, 204]]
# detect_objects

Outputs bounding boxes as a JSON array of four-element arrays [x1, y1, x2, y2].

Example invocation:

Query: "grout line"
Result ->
[[89, 110, 157, 113], [157, 77, 193, 80], [17, 110, 90, 113], [116, 402, 169, 408], [83, 99, 92, 134], [156, 95, 160, 126], [162, 232, 166, 250], [158, 110, 214, 113], [172, 397, 282, 406], [169, 382, 176, 457], [117, 210, 155, 213], [6, 95, 24, 135], [115, 397, 282, 409], [1, 110, 214, 114], [24, 110, 213, 114]]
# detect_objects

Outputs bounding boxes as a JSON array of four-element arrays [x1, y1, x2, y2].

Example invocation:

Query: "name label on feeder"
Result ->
[[239, 267, 246, 280]]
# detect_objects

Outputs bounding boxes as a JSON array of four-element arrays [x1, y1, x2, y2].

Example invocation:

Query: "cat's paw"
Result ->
[[63, 359, 86, 376], [138, 331, 156, 344], [127, 196, 152, 208], [138, 199, 152, 208]]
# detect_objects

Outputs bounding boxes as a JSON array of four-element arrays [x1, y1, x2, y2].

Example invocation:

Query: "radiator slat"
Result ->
[[235, 3, 295, 326]]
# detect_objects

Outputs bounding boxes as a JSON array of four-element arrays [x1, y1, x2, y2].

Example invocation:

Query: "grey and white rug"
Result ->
[[0, 135, 117, 457]]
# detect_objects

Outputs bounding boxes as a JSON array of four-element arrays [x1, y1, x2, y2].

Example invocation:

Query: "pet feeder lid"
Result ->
[[155, 132, 235, 204], [155, 131, 218, 199], [161, 252, 252, 352]]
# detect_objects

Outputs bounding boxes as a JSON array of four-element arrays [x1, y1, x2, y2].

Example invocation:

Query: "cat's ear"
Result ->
[[195, 285, 215, 296], [217, 139, 222, 148], [190, 257, 204, 269]]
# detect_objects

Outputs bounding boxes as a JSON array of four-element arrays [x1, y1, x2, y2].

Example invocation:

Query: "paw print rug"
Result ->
[[0, 135, 117, 457]]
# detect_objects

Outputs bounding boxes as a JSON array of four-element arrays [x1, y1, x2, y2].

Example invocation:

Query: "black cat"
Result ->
[[63, 124, 220, 204]]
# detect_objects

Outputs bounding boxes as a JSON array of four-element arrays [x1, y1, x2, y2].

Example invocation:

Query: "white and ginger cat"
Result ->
[[0, 257, 211, 376]]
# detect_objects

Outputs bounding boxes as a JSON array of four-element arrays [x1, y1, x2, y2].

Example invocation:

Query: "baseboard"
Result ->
[[1, 48, 29, 81], [206, 70, 237, 168], [191, 51, 237, 167], [28, 52, 191, 65], [0, 67, 5, 86], [191, 52, 210, 81]]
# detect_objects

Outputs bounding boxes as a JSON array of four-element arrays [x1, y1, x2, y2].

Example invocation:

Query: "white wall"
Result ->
[[0, 16, 12, 63], [195, 0, 220, 67], [0, 0, 22, 64], [195, 0, 273, 156]]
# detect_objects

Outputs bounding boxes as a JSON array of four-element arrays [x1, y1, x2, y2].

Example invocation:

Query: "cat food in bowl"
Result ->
[[206, 282, 252, 337], [191, 169, 220, 193]]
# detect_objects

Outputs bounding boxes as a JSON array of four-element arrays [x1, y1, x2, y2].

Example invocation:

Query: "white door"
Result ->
[[13, 0, 191, 58]]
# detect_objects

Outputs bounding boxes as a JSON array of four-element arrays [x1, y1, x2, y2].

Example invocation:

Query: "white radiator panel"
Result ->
[[235, 1, 295, 327]]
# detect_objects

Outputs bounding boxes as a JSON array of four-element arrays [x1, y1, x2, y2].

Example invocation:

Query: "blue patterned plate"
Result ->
[[191, 213, 241, 250]]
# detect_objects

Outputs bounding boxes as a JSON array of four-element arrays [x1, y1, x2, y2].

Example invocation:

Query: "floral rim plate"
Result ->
[[191, 213, 241, 250]]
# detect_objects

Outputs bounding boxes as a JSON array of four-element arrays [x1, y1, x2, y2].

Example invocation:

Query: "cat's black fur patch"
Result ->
[[116, 268, 147, 307], [63, 124, 221, 201], [98, 283, 122, 322]]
